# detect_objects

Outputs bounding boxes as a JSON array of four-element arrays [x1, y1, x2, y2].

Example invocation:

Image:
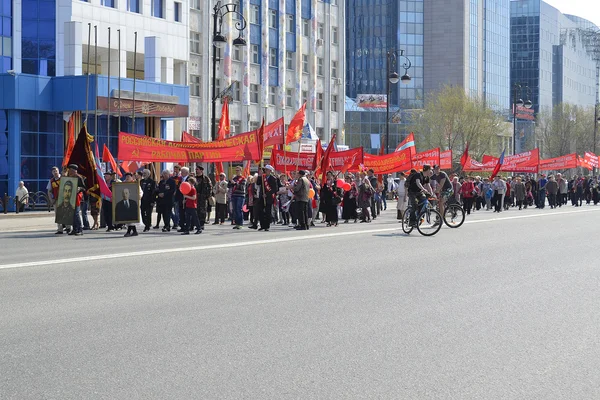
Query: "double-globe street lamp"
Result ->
[[512, 83, 532, 155], [211, 1, 247, 142], [386, 49, 412, 154]]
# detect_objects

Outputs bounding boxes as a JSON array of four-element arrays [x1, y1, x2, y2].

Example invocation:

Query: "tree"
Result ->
[[409, 86, 505, 164], [536, 103, 596, 158]]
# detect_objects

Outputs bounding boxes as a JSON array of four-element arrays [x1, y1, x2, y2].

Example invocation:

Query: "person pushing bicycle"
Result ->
[[406, 165, 435, 226]]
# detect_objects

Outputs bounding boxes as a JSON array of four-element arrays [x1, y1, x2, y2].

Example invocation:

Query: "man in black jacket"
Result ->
[[256, 165, 278, 231], [157, 169, 176, 232], [140, 169, 156, 232], [195, 165, 213, 232]]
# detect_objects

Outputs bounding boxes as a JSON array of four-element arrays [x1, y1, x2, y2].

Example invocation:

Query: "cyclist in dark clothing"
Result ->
[[406, 165, 434, 225]]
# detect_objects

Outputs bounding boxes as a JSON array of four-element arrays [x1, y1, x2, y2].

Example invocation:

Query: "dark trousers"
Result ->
[[215, 203, 227, 223], [141, 201, 153, 228], [196, 208, 206, 229], [185, 207, 201, 232], [516, 199, 523, 209], [493, 191, 502, 212], [251, 202, 260, 226], [258, 202, 273, 229], [296, 201, 309, 229], [160, 203, 172, 228], [179, 201, 187, 229], [102, 199, 113, 229], [548, 193, 557, 208], [463, 197, 473, 215], [370, 197, 377, 218]]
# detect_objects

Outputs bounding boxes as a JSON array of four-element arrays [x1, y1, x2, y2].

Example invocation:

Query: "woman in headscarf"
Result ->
[[320, 171, 341, 226], [342, 174, 358, 223], [358, 171, 374, 223]]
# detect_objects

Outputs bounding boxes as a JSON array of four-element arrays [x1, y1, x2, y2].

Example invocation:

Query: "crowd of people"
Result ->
[[46, 163, 600, 237]]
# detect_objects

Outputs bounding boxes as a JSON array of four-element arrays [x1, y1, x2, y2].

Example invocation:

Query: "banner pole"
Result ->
[[85, 23, 91, 126], [107, 27, 111, 147], [94, 25, 98, 137], [132, 31, 138, 134], [117, 29, 121, 133]]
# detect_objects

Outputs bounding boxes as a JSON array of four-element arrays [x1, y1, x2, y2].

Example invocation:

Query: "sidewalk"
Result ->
[[0, 212, 57, 231]]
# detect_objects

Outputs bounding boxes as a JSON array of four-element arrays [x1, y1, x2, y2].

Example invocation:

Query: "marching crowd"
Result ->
[[45, 163, 600, 237]]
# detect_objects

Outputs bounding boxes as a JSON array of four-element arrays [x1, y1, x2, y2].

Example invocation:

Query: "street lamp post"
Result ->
[[385, 49, 411, 154], [512, 83, 532, 155], [211, 1, 247, 143], [594, 103, 599, 174]]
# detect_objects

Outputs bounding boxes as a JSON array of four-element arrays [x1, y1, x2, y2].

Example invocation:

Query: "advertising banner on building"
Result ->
[[356, 94, 387, 108], [118, 131, 260, 163]]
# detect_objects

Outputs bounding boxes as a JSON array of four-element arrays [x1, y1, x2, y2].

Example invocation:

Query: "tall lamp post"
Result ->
[[512, 83, 532, 155], [594, 103, 599, 174], [386, 49, 411, 154], [211, 1, 247, 143]]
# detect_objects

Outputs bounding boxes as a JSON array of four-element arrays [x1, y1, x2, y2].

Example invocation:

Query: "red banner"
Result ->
[[270, 149, 316, 171], [482, 149, 540, 173], [539, 153, 577, 171], [440, 150, 452, 170], [584, 151, 598, 169], [463, 157, 496, 172], [328, 147, 364, 172], [578, 155, 593, 170], [264, 118, 285, 147], [118, 131, 261, 163], [411, 148, 440, 170], [363, 148, 412, 174]]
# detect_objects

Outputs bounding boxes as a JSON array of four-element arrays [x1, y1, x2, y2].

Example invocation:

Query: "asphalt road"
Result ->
[[1, 206, 600, 399]]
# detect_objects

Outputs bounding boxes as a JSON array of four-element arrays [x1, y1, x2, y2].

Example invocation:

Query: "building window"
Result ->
[[101, 0, 114, 7], [302, 54, 308, 73], [127, 0, 139, 13], [232, 120, 242, 134], [317, 58, 323, 76], [287, 15, 294, 33], [151, 0, 163, 18], [233, 82, 241, 102], [302, 90, 308, 104], [251, 45, 259, 64], [191, 0, 200, 10], [174, 2, 182, 22], [317, 93, 323, 110], [303, 19, 309, 37], [318, 23, 324, 40], [250, 5, 259, 24], [249, 121, 260, 130], [286, 88, 293, 107], [269, 9, 277, 28], [269, 48, 277, 67], [331, 60, 337, 78], [331, 95, 338, 112], [286, 51, 293, 70], [332, 27, 338, 44], [269, 86, 276, 105], [214, 79, 221, 98], [190, 75, 200, 97], [331, 0, 337, 4], [316, 127, 324, 138], [233, 46, 242, 61], [190, 32, 200, 54], [331, 129, 338, 139], [250, 84, 259, 103]]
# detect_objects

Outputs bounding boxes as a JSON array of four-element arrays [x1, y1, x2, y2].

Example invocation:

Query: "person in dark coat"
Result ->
[[320, 171, 341, 227], [342, 175, 358, 223], [140, 169, 156, 232], [156, 169, 176, 232], [194, 165, 213, 232], [255, 165, 278, 231]]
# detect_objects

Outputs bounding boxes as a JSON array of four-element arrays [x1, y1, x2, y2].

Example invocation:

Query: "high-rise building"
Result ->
[[423, 0, 511, 110], [191, 0, 345, 146], [0, 0, 189, 208]]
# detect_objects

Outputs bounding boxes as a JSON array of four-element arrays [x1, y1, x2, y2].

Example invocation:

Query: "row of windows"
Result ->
[[85, 0, 182, 21]]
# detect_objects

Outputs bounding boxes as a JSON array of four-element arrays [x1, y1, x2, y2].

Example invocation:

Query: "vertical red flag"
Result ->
[[319, 134, 337, 184], [256, 118, 265, 164], [217, 99, 230, 141], [182, 131, 202, 143], [285, 103, 306, 145], [394, 132, 415, 153], [490, 149, 505, 179], [313, 139, 323, 175], [62, 114, 75, 167], [460, 142, 470, 167], [242, 161, 251, 177], [102, 144, 122, 177]]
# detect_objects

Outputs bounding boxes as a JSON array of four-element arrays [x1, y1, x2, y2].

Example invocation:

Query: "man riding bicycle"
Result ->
[[432, 165, 452, 218], [406, 165, 434, 226]]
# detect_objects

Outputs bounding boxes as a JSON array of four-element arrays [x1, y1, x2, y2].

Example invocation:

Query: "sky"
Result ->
[[543, 0, 600, 28]]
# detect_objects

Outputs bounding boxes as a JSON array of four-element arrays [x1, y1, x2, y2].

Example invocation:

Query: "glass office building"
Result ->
[[346, 0, 424, 110]]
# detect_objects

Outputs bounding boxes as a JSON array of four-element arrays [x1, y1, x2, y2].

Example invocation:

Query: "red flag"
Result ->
[[460, 142, 470, 167], [313, 139, 323, 175], [217, 99, 230, 141], [67, 125, 100, 207], [242, 161, 251, 177], [182, 131, 202, 143], [285, 103, 306, 145], [319, 134, 337, 184], [490, 149, 505, 179], [62, 114, 75, 167], [102, 144, 122, 178], [121, 160, 141, 174], [394, 132, 415, 153], [256, 118, 265, 163]]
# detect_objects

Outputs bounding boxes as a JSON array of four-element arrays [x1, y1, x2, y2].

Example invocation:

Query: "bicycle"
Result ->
[[401, 196, 443, 236], [441, 196, 465, 228]]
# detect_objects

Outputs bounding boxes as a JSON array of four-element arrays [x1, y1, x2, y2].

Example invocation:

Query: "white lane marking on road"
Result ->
[[1, 207, 599, 270]]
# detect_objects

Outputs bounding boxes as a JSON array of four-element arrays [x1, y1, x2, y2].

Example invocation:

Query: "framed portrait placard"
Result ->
[[55, 176, 78, 225], [112, 182, 141, 224]]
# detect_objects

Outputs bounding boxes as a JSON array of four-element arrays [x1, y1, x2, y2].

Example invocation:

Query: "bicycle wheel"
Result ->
[[443, 204, 465, 228], [417, 209, 442, 236], [401, 208, 413, 234]]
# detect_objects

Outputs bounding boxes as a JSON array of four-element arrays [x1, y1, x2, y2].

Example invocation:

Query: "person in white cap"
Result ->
[[256, 165, 278, 231]]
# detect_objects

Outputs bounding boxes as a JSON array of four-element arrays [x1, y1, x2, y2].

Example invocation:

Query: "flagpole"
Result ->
[[117, 29, 121, 133], [94, 25, 98, 137], [85, 23, 91, 126], [107, 27, 111, 148], [296, 138, 302, 173], [132, 31, 138, 134]]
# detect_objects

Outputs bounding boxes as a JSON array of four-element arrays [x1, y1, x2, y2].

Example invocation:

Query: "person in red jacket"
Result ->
[[460, 176, 476, 215], [181, 177, 202, 235]]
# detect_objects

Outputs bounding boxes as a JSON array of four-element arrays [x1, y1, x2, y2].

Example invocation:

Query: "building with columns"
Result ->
[[189, 0, 345, 146], [0, 0, 189, 207]]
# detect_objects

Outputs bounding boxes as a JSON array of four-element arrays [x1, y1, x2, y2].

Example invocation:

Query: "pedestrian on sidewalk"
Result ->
[[15, 181, 29, 212]]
